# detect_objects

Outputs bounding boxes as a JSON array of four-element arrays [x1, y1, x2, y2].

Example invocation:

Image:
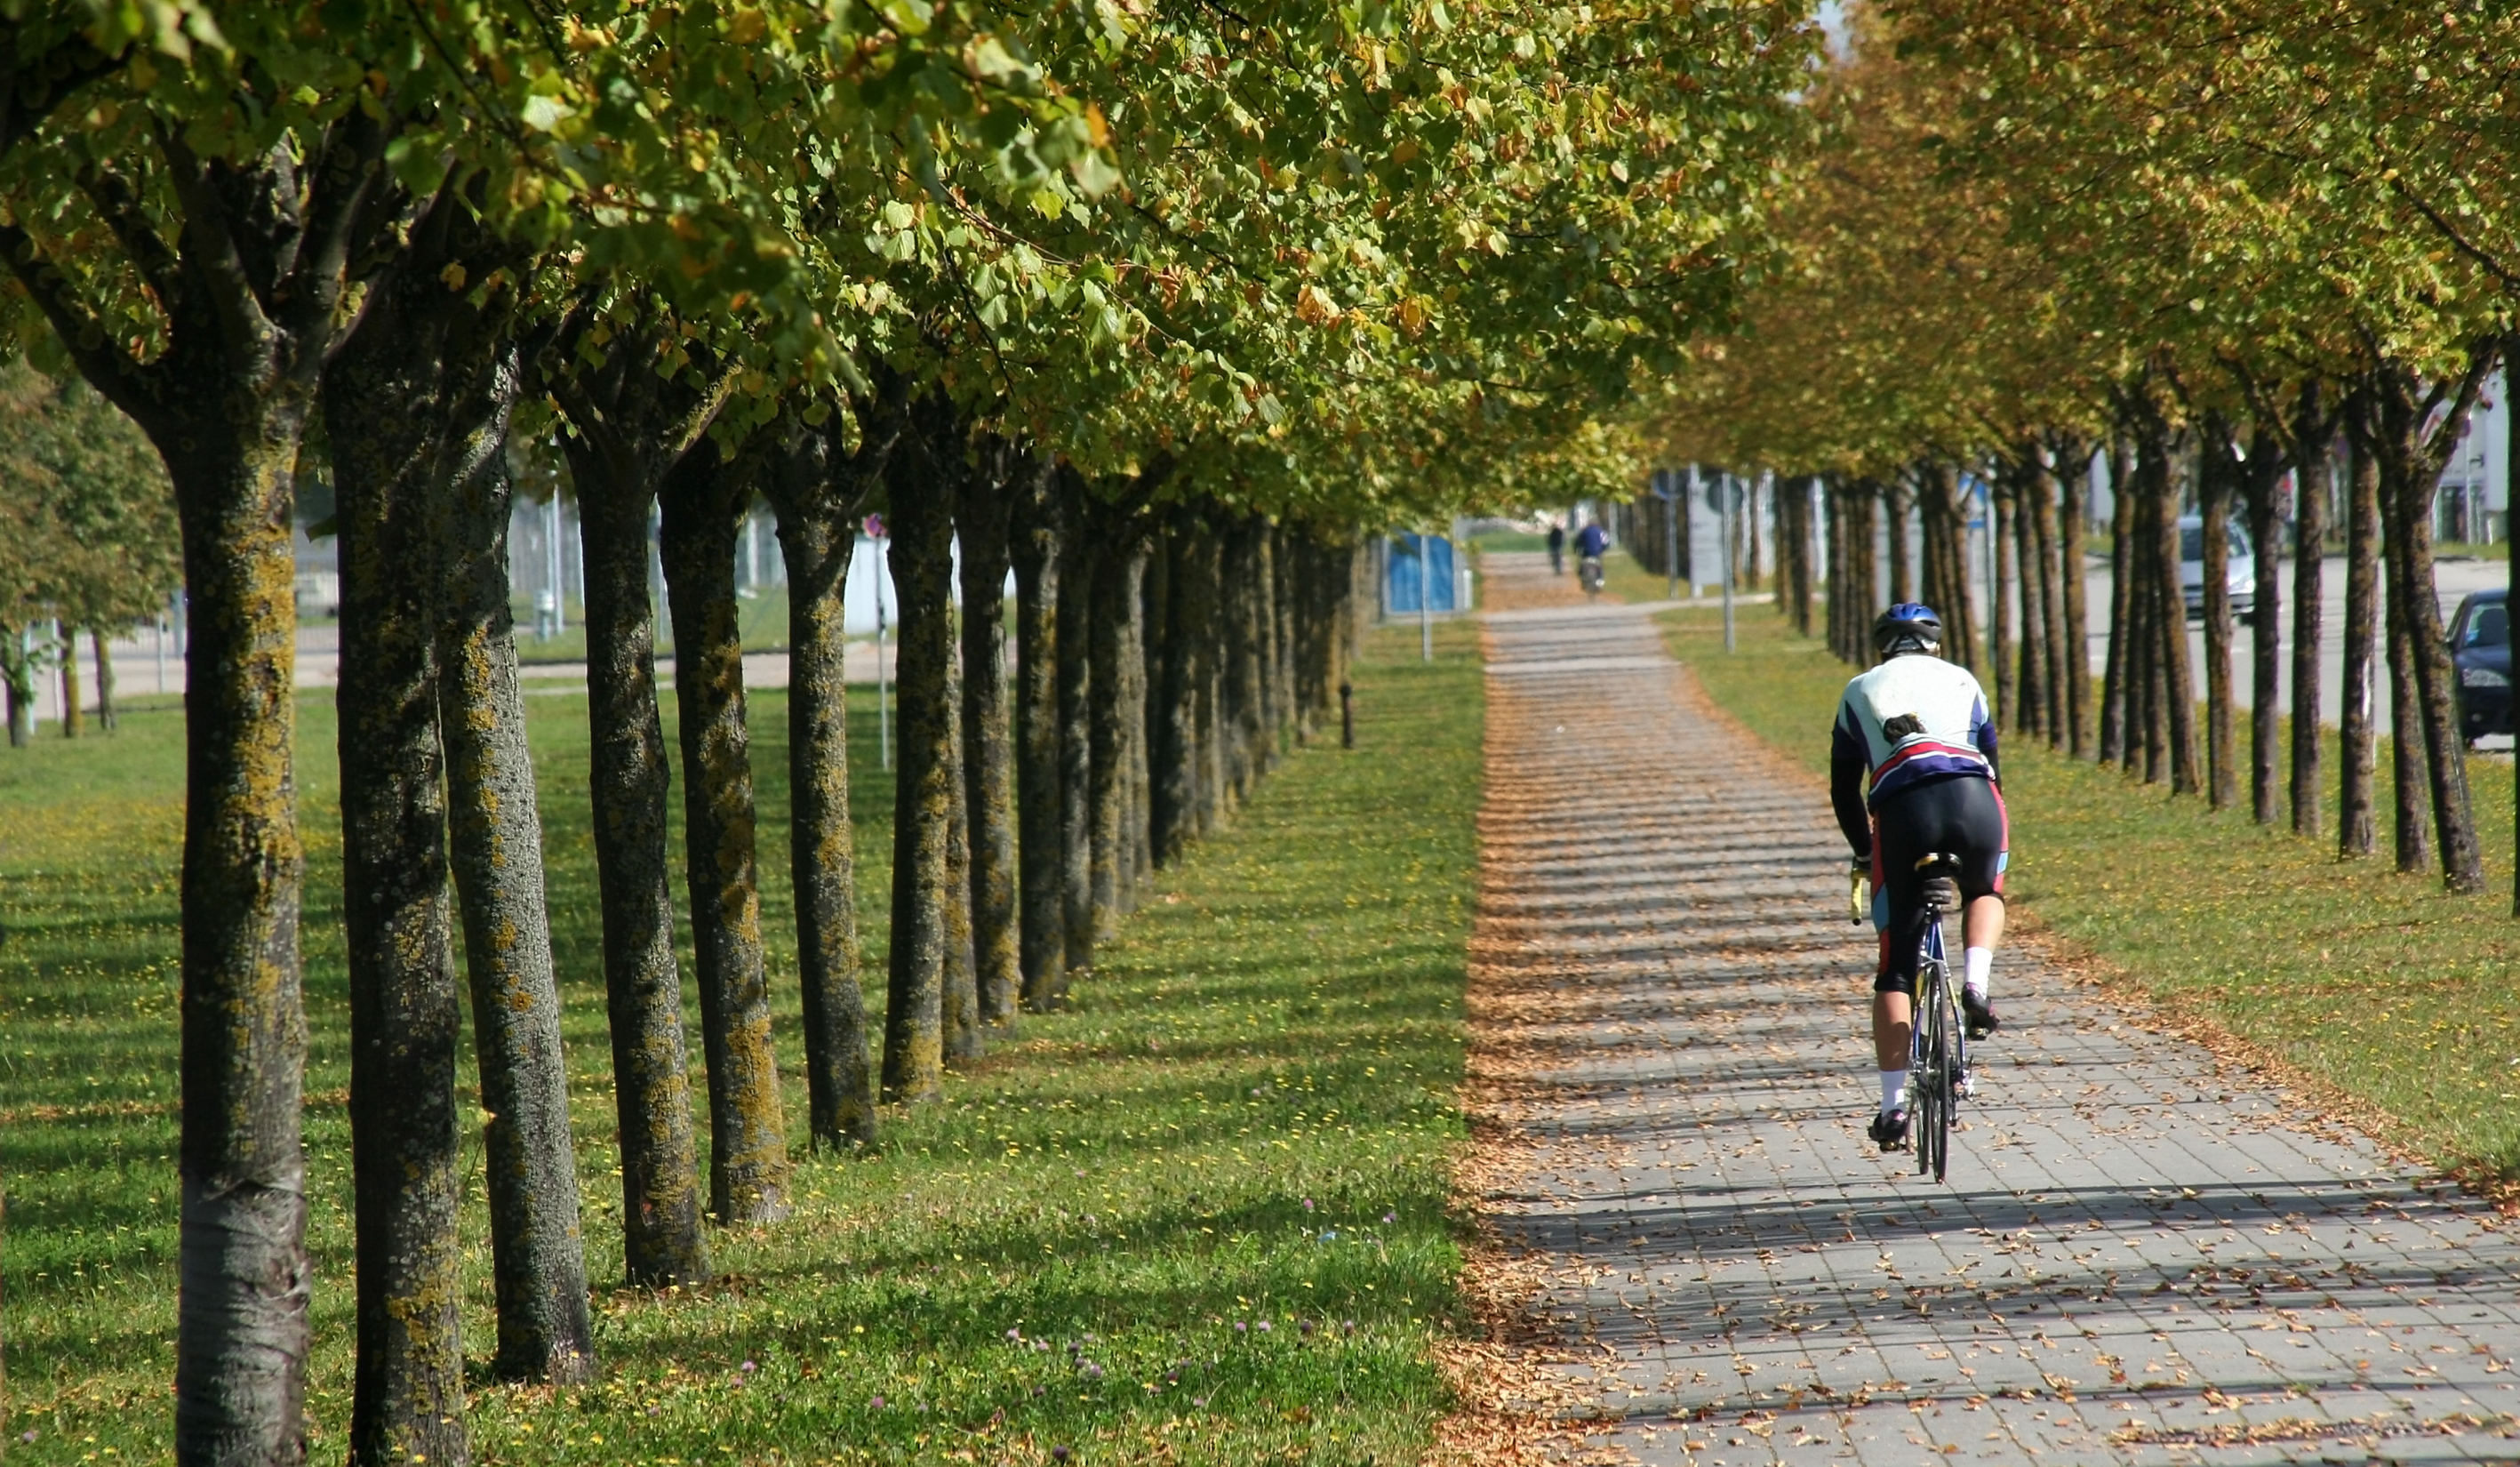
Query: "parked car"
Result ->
[[2178, 515, 2255, 621], [2450, 589, 2511, 744]]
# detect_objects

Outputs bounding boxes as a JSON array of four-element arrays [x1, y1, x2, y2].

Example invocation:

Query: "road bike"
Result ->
[[1851, 853, 1972, 1182]]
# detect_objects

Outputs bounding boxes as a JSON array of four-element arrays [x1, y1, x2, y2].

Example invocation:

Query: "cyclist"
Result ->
[[1573, 520, 1608, 594], [1829, 602, 2007, 1153]]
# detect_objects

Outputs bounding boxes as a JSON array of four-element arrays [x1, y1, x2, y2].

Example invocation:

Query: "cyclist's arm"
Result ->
[[1970, 693, 2002, 788], [1830, 707, 1872, 861]]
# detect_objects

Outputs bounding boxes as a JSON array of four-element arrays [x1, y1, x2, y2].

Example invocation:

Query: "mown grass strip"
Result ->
[[1653, 592, 2520, 1185], [0, 617, 1483, 1465]]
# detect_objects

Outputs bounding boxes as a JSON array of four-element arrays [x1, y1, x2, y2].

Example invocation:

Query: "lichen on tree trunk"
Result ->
[[567, 445, 711, 1287], [660, 441, 791, 1226], [2338, 413, 2382, 859], [883, 397, 958, 1102], [1055, 477, 1097, 978], [940, 594, 983, 1064], [764, 409, 887, 1150], [956, 448, 1021, 1030], [1010, 467, 1065, 1009], [326, 293, 471, 1467], [430, 285, 594, 1386]]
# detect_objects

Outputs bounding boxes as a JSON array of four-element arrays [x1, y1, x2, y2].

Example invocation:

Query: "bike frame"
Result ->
[[1910, 898, 1967, 1182]]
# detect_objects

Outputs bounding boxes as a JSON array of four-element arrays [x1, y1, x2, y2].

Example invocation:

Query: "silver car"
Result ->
[[2179, 515, 2255, 621]]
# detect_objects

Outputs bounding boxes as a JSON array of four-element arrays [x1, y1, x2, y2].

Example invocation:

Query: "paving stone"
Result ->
[[1468, 554, 2520, 1464]]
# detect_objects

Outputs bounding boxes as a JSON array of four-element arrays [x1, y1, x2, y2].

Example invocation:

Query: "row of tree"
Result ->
[[0, 0, 1817, 1461], [1649, 1, 2518, 908], [0, 361, 180, 742]]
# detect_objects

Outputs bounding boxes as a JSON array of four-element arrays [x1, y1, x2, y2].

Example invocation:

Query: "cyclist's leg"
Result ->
[[1869, 803, 1931, 1119], [1942, 776, 2010, 1032]]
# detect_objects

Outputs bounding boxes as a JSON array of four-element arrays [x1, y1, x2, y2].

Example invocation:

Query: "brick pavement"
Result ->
[[1468, 556, 2520, 1466]]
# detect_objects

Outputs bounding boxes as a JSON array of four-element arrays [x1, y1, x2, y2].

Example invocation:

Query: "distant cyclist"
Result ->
[[1547, 519, 1567, 575], [1830, 603, 2007, 1153], [1573, 520, 1608, 595]]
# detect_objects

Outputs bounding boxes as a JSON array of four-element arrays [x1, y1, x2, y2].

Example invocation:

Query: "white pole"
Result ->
[[548, 493, 567, 637]]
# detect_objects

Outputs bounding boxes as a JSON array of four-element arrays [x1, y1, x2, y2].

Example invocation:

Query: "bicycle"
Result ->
[[1578, 554, 1604, 597], [1850, 853, 1972, 1182]]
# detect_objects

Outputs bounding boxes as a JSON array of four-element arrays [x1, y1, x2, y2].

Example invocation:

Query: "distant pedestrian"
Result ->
[[1546, 519, 1566, 575]]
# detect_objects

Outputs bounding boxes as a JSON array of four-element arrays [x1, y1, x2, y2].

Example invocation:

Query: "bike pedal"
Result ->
[[1956, 1071, 1977, 1100]]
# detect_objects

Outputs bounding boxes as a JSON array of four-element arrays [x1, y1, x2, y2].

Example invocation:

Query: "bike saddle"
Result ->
[[1914, 852, 1962, 913]]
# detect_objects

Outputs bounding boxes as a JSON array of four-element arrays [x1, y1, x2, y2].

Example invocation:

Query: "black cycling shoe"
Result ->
[[1868, 1107, 1911, 1153], [1963, 990, 2000, 1040]]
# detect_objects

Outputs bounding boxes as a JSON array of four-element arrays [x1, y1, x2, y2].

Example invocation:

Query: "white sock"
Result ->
[[1879, 1070, 1908, 1114], [1964, 948, 1992, 1002]]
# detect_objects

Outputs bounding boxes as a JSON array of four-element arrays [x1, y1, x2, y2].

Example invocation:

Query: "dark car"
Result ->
[[2451, 589, 2511, 744]]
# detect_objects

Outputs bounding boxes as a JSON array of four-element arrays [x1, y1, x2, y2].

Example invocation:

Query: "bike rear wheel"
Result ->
[[1916, 964, 1958, 1182]]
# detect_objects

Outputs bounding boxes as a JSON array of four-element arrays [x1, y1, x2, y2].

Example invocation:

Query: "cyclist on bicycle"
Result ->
[[1830, 603, 2008, 1152], [1573, 520, 1608, 592]]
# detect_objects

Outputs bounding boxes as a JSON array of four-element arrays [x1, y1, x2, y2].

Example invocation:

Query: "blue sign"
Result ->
[[1386, 534, 1458, 613]]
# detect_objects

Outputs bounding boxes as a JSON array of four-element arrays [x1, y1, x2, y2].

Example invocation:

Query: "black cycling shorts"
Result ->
[[1869, 774, 2008, 995]]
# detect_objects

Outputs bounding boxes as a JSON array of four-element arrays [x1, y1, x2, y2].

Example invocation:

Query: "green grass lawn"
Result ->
[[1, 618, 1484, 1465], [1654, 578, 2520, 1188]]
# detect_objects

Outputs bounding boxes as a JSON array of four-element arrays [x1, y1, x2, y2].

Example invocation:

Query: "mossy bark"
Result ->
[[1130, 541, 1159, 885], [956, 452, 1021, 1030], [2290, 406, 2330, 838], [2057, 460, 2092, 757], [2383, 509, 2431, 872], [1989, 474, 2015, 728], [438, 455, 595, 1384], [1087, 538, 1135, 938], [2198, 434, 2238, 811], [1153, 509, 1204, 866], [2142, 436, 2199, 794], [2373, 366, 2486, 893], [324, 257, 471, 1467], [764, 413, 888, 1150], [883, 402, 956, 1102], [1055, 494, 1097, 977], [562, 422, 711, 1286], [941, 597, 982, 1063], [2100, 441, 2137, 766], [1010, 470, 1065, 1009], [92, 628, 116, 731], [60, 631, 82, 736], [425, 271, 595, 1386], [660, 443, 791, 1226], [2338, 415, 2381, 858]]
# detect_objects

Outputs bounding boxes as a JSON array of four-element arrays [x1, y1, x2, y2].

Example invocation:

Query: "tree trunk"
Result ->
[[5, 658, 30, 745], [1089, 536, 1137, 940], [2146, 433, 2200, 794], [2132, 492, 2162, 783], [2384, 508, 2431, 873], [1009, 469, 1064, 1009], [1153, 507, 1204, 864], [882, 399, 956, 1102], [2056, 452, 2093, 756], [2291, 387, 2331, 839], [2338, 414, 2381, 858], [2028, 458, 2068, 744], [2199, 431, 2239, 810], [1883, 479, 1912, 606], [567, 453, 710, 1287], [166, 426, 317, 1467], [1055, 491, 1097, 977], [60, 627, 82, 736], [1127, 542, 1156, 886], [2099, 441, 2137, 766], [958, 446, 1021, 1032], [92, 627, 116, 731], [2376, 363, 2487, 892], [940, 595, 981, 1062], [764, 410, 885, 1151], [1990, 472, 2016, 729], [328, 308, 469, 1467], [429, 309, 595, 1385], [660, 443, 791, 1226], [2241, 428, 2287, 825]]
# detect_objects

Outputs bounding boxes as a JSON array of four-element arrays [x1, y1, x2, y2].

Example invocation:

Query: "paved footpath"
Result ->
[[1468, 555, 2520, 1466]]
